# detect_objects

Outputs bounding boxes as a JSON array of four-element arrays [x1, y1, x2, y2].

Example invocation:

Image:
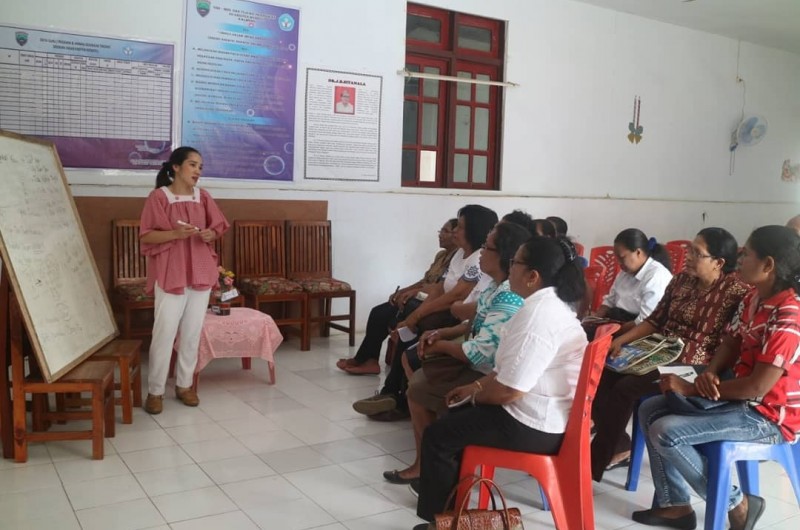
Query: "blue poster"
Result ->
[[182, 0, 299, 180]]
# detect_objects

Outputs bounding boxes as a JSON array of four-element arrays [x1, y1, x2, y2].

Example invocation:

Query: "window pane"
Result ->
[[421, 103, 438, 146], [407, 14, 441, 43], [475, 74, 490, 103], [458, 25, 492, 52], [402, 150, 417, 182], [403, 100, 418, 144], [420, 150, 437, 182], [455, 106, 471, 149], [473, 155, 487, 184], [456, 71, 472, 101], [453, 154, 469, 183], [422, 66, 440, 98], [404, 64, 420, 96], [474, 107, 489, 151]]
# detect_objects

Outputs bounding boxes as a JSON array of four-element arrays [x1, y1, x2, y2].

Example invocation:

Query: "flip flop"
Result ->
[[605, 456, 631, 471], [383, 469, 417, 484]]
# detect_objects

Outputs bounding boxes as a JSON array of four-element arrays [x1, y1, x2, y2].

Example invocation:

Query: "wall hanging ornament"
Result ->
[[627, 96, 643, 144], [782, 159, 799, 183]]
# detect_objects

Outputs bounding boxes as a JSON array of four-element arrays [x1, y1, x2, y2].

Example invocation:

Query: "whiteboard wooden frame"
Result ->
[[0, 130, 118, 382]]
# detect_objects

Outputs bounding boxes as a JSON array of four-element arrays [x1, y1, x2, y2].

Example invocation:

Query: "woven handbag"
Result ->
[[434, 477, 524, 530]]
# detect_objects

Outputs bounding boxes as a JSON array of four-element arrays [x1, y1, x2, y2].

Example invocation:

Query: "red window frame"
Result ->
[[402, 3, 504, 190]]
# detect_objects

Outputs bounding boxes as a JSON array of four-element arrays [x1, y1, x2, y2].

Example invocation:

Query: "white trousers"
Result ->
[[148, 284, 210, 395]]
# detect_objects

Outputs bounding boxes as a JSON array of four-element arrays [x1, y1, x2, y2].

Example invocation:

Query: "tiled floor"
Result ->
[[2, 333, 799, 529]]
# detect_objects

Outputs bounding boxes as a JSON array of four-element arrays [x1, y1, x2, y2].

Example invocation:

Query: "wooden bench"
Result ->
[[87, 340, 142, 424]]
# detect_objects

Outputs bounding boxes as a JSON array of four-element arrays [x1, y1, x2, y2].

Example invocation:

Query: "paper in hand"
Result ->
[[658, 365, 699, 383], [397, 326, 417, 343]]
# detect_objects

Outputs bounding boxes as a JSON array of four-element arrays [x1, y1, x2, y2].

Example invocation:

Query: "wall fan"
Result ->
[[729, 115, 768, 152]]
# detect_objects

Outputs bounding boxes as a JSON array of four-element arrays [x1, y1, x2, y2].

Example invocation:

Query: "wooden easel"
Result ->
[[0, 265, 13, 459]]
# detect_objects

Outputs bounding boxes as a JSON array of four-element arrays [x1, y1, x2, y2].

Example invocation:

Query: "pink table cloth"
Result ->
[[194, 307, 282, 383]]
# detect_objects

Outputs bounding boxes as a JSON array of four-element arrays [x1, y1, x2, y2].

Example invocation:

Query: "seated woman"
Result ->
[[337, 218, 458, 375], [591, 228, 750, 481], [592, 228, 673, 335], [632, 225, 800, 530], [412, 237, 587, 526], [352, 204, 498, 418], [382, 221, 531, 484]]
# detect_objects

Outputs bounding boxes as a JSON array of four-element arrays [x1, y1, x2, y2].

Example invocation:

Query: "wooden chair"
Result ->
[[110, 220, 153, 340], [234, 220, 309, 350], [86, 340, 142, 424], [664, 242, 687, 274], [286, 221, 356, 348], [9, 301, 116, 462]]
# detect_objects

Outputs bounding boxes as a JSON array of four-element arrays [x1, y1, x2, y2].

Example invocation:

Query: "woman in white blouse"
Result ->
[[412, 236, 588, 526], [594, 229, 673, 334]]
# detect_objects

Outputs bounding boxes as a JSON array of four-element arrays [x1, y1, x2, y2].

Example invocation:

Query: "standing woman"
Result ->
[[139, 147, 229, 414], [594, 228, 673, 335], [632, 225, 800, 530]]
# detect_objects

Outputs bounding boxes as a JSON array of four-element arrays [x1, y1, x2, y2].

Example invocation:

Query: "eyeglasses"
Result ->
[[481, 244, 498, 253], [509, 258, 529, 268], [688, 248, 714, 260]]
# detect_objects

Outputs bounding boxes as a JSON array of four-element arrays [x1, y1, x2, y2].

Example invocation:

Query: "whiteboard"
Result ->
[[0, 130, 117, 381]]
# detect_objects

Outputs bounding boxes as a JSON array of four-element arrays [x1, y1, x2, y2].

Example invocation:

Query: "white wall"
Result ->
[[3, 0, 799, 331]]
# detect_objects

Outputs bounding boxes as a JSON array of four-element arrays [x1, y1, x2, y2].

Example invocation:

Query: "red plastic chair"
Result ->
[[665, 240, 691, 273], [573, 242, 585, 258], [589, 246, 619, 294], [582, 265, 606, 312], [456, 323, 620, 530], [664, 243, 687, 274]]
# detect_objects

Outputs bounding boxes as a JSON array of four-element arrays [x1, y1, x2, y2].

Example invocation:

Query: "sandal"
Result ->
[[383, 469, 417, 484]]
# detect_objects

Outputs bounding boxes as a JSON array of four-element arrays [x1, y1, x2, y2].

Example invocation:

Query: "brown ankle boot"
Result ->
[[175, 386, 199, 407], [144, 394, 163, 415]]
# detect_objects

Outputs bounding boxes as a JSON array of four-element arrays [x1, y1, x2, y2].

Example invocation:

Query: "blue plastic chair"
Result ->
[[697, 440, 800, 530], [625, 394, 656, 491]]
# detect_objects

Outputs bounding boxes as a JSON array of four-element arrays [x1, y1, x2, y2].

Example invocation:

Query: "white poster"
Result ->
[[304, 68, 382, 181]]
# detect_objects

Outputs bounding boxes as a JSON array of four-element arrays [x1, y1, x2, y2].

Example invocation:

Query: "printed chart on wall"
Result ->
[[0, 25, 174, 169], [182, 0, 299, 180], [305, 68, 382, 182]]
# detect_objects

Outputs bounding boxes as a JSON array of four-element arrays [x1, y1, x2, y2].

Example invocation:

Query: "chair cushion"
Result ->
[[296, 278, 352, 293], [113, 282, 152, 302], [240, 277, 304, 295]]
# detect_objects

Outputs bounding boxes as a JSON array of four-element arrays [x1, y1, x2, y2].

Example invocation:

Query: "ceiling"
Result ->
[[572, 0, 800, 55]]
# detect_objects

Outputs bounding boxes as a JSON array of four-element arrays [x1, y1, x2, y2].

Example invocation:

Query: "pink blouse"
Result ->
[[139, 187, 229, 295]]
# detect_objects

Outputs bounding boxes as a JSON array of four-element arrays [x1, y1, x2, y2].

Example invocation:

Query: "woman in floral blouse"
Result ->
[[591, 227, 750, 481]]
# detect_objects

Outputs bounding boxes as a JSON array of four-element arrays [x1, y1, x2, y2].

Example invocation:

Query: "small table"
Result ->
[[173, 307, 282, 390]]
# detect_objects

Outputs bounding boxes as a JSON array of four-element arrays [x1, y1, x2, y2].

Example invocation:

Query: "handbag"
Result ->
[[434, 476, 524, 530]]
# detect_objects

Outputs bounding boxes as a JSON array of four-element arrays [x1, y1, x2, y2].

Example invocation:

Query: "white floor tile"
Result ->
[[0, 512, 82, 530], [361, 430, 416, 454], [150, 485, 238, 523], [170, 510, 260, 530], [286, 419, 356, 445], [283, 464, 365, 499], [340, 455, 411, 485], [312, 438, 386, 464], [0, 464, 60, 495], [0, 486, 73, 527], [54, 454, 130, 484], [110, 429, 176, 454], [306, 485, 398, 521], [64, 473, 147, 510], [217, 415, 282, 437], [342, 508, 426, 530], [134, 463, 214, 496], [244, 497, 335, 530], [151, 406, 214, 428], [258, 446, 332, 474], [236, 429, 306, 454], [0, 444, 51, 469], [75, 498, 166, 530], [165, 421, 231, 444], [221, 475, 306, 509], [200, 454, 277, 484], [45, 439, 116, 462], [118, 445, 194, 473], [180, 436, 252, 463]]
